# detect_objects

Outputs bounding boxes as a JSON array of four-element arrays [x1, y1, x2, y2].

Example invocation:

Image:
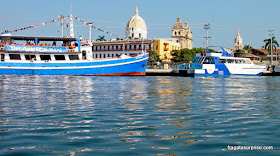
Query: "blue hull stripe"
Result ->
[[0, 56, 148, 75]]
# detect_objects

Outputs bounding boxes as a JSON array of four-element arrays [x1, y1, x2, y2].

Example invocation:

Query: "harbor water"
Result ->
[[0, 75, 279, 155]]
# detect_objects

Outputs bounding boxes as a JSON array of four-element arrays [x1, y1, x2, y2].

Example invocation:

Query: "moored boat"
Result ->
[[0, 35, 148, 75], [179, 47, 267, 77]]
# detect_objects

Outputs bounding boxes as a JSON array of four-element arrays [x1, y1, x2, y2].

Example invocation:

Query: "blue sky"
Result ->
[[1, 0, 280, 49]]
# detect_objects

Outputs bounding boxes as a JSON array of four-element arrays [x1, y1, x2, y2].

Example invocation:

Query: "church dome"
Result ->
[[126, 7, 147, 29], [126, 7, 147, 39]]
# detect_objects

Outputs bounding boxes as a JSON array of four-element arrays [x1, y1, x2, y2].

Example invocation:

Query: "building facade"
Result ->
[[91, 40, 153, 59], [234, 29, 243, 51], [125, 7, 147, 40], [154, 39, 180, 63], [171, 16, 193, 49]]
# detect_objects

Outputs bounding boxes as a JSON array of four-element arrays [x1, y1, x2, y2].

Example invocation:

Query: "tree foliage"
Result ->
[[264, 36, 279, 52], [148, 50, 160, 63], [96, 36, 106, 41], [171, 48, 212, 63], [243, 45, 252, 50]]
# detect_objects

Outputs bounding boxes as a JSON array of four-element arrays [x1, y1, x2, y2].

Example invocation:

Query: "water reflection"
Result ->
[[0, 76, 279, 155]]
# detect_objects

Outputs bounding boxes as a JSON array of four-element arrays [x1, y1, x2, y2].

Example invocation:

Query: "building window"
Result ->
[[96, 54, 98, 58], [179, 31, 181, 35], [100, 54, 102, 58], [132, 33, 134, 38], [175, 31, 177, 35], [139, 33, 141, 38], [104, 54, 106, 58]]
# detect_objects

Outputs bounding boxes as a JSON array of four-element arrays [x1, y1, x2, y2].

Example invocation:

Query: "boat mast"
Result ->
[[60, 15, 64, 37], [69, 0, 74, 38], [89, 24, 92, 41], [204, 23, 211, 49]]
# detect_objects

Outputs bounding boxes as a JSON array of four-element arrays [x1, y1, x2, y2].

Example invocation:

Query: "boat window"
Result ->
[[25, 55, 36, 60], [209, 57, 214, 64], [218, 59, 226, 63], [40, 55, 51, 61], [227, 59, 234, 63], [54, 55, 65, 60], [69, 55, 79, 60], [245, 59, 251, 64], [9, 54, 21, 60], [1, 54, 4, 61], [192, 58, 196, 63], [203, 57, 210, 64]]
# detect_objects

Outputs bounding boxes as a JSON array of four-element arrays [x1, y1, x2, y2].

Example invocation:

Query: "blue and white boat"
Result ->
[[0, 35, 148, 76], [180, 47, 267, 77]]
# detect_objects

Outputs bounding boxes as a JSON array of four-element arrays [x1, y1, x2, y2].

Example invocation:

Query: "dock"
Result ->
[[146, 69, 179, 76]]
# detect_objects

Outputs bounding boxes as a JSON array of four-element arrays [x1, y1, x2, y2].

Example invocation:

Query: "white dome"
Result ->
[[126, 7, 147, 39]]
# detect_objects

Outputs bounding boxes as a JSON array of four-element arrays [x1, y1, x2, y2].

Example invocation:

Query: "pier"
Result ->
[[146, 69, 278, 76], [146, 69, 179, 76]]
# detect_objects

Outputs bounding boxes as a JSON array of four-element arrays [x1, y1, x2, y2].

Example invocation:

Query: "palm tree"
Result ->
[[243, 45, 252, 53], [264, 37, 279, 53], [96, 36, 106, 41], [243, 45, 252, 50], [264, 37, 279, 62]]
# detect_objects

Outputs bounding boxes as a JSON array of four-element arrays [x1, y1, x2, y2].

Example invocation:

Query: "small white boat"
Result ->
[[180, 47, 267, 77]]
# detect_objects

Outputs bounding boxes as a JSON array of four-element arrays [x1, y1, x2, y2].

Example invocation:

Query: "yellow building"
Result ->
[[154, 39, 181, 63]]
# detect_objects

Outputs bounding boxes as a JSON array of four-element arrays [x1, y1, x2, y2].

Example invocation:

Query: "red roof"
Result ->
[[251, 48, 280, 55], [246, 53, 261, 58]]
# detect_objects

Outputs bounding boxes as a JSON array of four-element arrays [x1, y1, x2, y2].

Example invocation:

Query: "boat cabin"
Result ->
[[192, 52, 254, 65], [0, 35, 99, 62]]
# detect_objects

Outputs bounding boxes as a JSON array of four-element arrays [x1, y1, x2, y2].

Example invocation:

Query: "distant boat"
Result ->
[[0, 35, 148, 75], [179, 47, 267, 77]]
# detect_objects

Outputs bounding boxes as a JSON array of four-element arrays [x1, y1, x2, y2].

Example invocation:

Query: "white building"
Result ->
[[125, 7, 148, 40], [234, 28, 243, 51], [171, 16, 193, 49], [92, 40, 153, 59]]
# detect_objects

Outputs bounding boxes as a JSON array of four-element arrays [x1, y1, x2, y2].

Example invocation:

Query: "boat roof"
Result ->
[[0, 35, 77, 42]]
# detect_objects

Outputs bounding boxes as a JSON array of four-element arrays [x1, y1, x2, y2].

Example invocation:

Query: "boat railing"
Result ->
[[197, 56, 206, 64], [0, 44, 78, 53]]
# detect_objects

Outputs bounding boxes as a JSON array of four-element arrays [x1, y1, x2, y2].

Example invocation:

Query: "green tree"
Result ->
[[148, 50, 160, 63], [96, 36, 106, 41], [243, 45, 252, 50], [264, 36, 279, 53], [171, 48, 210, 63], [243, 45, 253, 53]]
